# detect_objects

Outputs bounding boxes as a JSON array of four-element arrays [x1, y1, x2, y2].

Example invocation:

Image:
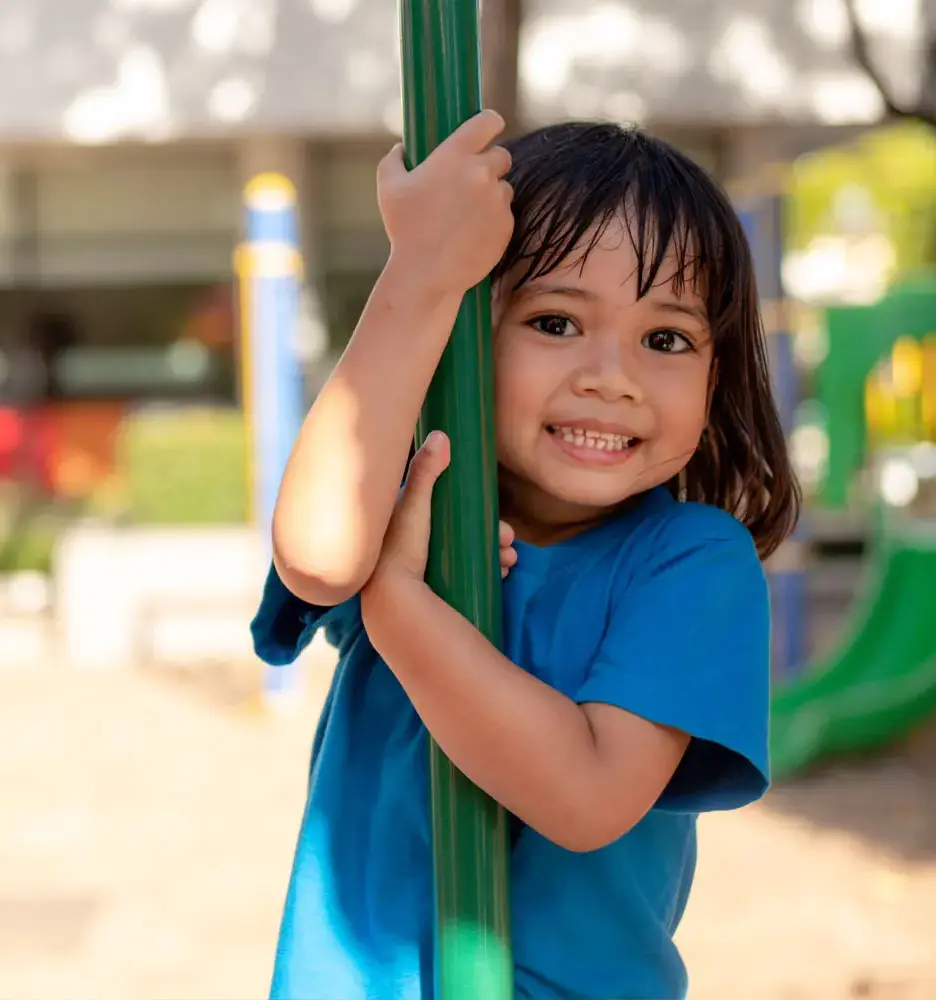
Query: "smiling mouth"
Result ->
[[546, 424, 640, 453]]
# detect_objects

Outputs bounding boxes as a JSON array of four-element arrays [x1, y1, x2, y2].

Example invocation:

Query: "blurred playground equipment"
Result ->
[[737, 189, 807, 682], [772, 275, 936, 777], [815, 275, 936, 510], [236, 173, 306, 705], [771, 514, 936, 778]]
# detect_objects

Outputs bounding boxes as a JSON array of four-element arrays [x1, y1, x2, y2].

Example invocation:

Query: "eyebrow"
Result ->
[[513, 283, 708, 325], [513, 284, 599, 303], [653, 301, 709, 325]]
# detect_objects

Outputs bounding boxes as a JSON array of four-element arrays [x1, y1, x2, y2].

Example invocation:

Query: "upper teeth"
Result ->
[[552, 425, 633, 451]]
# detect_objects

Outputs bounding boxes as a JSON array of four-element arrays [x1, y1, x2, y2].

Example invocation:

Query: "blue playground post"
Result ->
[[738, 189, 808, 678], [237, 172, 306, 704]]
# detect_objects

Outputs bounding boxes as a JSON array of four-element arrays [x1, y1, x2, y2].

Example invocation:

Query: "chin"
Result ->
[[539, 474, 643, 512]]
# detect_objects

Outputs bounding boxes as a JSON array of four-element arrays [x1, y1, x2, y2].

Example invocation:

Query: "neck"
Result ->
[[498, 468, 629, 547]]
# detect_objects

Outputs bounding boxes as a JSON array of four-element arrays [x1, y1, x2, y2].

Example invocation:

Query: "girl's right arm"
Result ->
[[271, 110, 514, 607]]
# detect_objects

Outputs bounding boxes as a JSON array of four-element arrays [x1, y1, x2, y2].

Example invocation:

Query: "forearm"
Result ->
[[273, 258, 463, 605], [362, 576, 610, 850]]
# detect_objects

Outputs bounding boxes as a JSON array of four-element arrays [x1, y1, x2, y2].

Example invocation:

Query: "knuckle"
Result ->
[[469, 162, 490, 186]]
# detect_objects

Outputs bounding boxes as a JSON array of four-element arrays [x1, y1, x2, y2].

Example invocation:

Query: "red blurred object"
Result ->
[[0, 403, 126, 496], [41, 403, 126, 498], [0, 407, 25, 458]]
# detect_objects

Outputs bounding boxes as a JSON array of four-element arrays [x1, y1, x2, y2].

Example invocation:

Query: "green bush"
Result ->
[[122, 406, 249, 525], [0, 516, 59, 574]]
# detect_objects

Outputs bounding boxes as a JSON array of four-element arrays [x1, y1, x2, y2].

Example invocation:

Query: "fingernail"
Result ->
[[425, 431, 441, 453]]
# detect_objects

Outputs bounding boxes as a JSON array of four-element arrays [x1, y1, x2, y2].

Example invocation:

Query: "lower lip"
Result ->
[[546, 429, 640, 466]]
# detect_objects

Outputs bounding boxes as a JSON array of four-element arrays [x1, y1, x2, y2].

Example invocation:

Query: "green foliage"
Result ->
[[787, 123, 936, 275], [121, 406, 249, 525], [0, 515, 58, 574], [0, 407, 249, 575]]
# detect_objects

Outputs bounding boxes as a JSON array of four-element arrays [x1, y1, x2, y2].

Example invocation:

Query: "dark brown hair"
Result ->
[[492, 121, 800, 560]]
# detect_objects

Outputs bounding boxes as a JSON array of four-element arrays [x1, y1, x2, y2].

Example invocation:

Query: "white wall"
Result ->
[[0, 0, 925, 142]]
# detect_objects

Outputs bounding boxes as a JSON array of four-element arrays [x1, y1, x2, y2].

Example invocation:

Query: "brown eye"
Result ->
[[532, 315, 577, 338], [644, 329, 692, 354]]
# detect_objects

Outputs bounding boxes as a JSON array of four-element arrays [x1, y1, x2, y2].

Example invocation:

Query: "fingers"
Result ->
[[381, 120, 511, 187], [445, 109, 506, 154], [406, 441, 519, 578], [499, 519, 517, 578], [480, 144, 512, 178], [500, 543, 518, 578]]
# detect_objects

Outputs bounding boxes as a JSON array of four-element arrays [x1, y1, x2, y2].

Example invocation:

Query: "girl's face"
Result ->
[[493, 219, 715, 542]]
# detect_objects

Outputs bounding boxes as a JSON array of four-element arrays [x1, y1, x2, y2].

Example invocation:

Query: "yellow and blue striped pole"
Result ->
[[237, 172, 305, 704]]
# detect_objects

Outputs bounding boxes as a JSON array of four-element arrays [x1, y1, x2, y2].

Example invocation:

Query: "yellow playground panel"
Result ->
[[865, 334, 936, 448]]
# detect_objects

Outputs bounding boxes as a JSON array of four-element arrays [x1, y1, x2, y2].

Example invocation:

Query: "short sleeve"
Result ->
[[250, 563, 361, 666], [575, 509, 770, 813]]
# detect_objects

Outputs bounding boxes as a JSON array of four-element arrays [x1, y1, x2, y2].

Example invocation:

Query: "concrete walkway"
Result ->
[[2, 655, 935, 999]]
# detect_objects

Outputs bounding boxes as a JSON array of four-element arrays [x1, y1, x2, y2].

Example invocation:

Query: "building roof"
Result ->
[[0, 0, 927, 141]]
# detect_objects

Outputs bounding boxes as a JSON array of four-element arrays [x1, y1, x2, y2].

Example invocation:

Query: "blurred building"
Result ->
[[0, 0, 927, 418]]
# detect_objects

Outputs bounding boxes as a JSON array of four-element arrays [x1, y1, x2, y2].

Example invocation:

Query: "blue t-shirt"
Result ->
[[251, 486, 770, 1000]]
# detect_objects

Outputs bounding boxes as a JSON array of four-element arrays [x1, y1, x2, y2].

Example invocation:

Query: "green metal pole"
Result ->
[[398, 2, 513, 998]]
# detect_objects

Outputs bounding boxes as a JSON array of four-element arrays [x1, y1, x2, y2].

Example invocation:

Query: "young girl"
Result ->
[[252, 110, 799, 999]]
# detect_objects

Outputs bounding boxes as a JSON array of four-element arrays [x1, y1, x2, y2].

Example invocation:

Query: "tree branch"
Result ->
[[842, 0, 936, 128]]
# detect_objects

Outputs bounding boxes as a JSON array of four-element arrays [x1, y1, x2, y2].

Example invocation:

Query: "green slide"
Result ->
[[770, 519, 936, 779]]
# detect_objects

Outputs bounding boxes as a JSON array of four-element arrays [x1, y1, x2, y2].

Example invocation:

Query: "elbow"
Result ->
[[551, 823, 629, 855], [271, 518, 376, 608], [273, 557, 362, 608], [541, 796, 644, 854]]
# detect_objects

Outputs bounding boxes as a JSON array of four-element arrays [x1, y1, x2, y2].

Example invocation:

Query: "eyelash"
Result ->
[[643, 329, 695, 354], [527, 315, 696, 354], [528, 314, 579, 338]]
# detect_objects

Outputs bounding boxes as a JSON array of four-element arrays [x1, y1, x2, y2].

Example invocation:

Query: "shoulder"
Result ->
[[645, 495, 755, 548], [575, 497, 772, 810], [614, 491, 762, 584]]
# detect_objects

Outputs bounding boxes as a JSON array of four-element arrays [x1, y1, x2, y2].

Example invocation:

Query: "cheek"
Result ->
[[494, 342, 554, 462], [653, 368, 710, 442], [495, 344, 538, 423]]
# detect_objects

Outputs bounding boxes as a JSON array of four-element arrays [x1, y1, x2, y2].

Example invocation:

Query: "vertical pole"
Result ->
[[739, 186, 807, 679], [398, 2, 513, 998], [237, 173, 306, 705]]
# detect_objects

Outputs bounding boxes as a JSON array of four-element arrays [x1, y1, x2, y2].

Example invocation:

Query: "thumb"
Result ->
[[406, 431, 451, 496], [377, 142, 407, 187], [403, 431, 451, 509]]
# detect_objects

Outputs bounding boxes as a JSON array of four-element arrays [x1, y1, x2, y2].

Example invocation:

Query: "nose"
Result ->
[[571, 341, 644, 404]]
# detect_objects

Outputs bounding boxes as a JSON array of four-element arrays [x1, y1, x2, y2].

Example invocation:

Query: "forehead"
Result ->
[[501, 217, 706, 306]]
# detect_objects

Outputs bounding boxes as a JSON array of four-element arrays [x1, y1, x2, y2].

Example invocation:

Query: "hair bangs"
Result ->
[[493, 124, 742, 343]]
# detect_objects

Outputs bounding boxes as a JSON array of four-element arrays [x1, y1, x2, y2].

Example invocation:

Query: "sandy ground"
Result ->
[[2, 650, 935, 1000]]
